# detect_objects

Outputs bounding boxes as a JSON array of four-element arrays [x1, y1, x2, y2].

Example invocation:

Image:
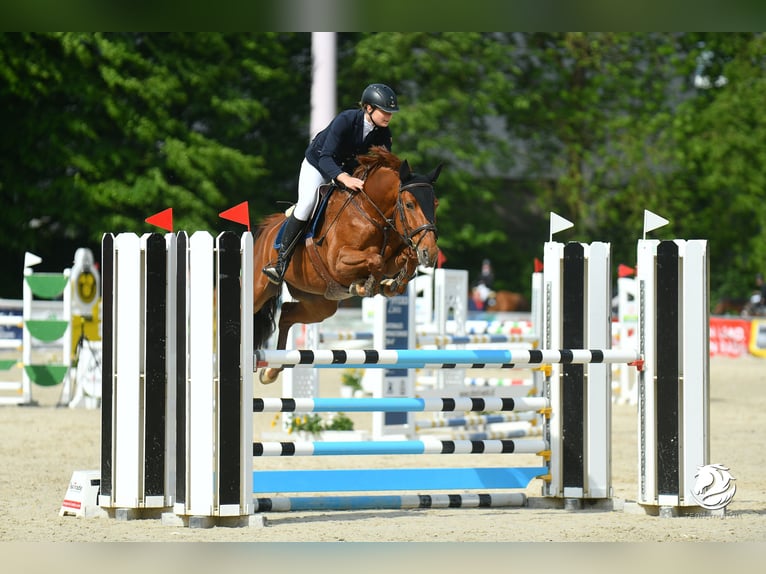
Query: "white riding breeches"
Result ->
[[294, 158, 327, 221]]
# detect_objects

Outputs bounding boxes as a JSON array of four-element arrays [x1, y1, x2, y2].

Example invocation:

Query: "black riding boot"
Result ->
[[262, 214, 307, 285]]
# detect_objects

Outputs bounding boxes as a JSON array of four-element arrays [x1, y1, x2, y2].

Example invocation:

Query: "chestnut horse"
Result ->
[[487, 290, 530, 312], [470, 287, 530, 312], [253, 147, 442, 383]]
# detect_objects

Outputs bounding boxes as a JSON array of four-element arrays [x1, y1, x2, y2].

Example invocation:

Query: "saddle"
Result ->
[[273, 183, 337, 249]]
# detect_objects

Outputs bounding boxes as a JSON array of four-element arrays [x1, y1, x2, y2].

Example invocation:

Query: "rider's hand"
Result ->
[[337, 173, 364, 192]]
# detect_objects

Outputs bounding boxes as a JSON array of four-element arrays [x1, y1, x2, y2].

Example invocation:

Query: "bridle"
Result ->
[[394, 181, 438, 250], [315, 168, 437, 259], [346, 174, 437, 257]]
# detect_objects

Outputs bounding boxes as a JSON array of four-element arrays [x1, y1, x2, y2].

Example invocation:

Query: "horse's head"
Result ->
[[354, 147, 442, 268], [397, 159, 442, 268]]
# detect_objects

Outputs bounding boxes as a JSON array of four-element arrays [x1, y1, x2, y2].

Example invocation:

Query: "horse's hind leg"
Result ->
[[258, 297, 340, 384]]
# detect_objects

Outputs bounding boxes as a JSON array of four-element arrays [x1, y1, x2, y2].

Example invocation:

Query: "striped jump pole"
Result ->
[[254, 492, 527, 512], [254, 348, 640, 369], [253, 396, 548, 413], [415, 411, 538, 429], [428, 427, 541, 441], [252, 438, 548, 456]]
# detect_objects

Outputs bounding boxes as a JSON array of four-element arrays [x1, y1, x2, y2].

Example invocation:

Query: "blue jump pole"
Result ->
[[252, 466, 549, 493]]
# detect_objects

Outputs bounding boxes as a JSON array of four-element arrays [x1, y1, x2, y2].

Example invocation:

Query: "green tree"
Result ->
[[0, 32, 310, 296], [2, 32, 765, 309], [660, 33, 766, 302]]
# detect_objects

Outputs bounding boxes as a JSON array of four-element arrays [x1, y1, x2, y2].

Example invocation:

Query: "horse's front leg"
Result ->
[[334, 246, 385, 297], [379, 249, 418, 297]]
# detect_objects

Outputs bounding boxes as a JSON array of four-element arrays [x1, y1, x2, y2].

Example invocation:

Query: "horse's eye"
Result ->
[[405, 201, 415, 210]]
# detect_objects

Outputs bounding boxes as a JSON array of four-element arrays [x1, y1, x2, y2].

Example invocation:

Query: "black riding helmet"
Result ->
[[361, 83, 399, 113]]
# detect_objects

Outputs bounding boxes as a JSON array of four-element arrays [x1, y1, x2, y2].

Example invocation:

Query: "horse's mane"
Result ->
[[353, 146, 402, 178]]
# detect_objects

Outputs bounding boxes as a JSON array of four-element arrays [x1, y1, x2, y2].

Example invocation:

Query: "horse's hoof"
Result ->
[[259, 368, 279, 385]]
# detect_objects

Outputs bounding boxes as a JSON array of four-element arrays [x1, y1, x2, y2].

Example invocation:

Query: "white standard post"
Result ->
[[637, 239, 709, 510], [681, 241, 710, 504], [585, 242, 612, 499], [543, 241, 612, 500], [175, 231, 254, 521], [530, 270, 544, 394], [110, 233, 142, 508], [185, 231, 216, 516], [239, 233, 254, 512], [20, 267, 34, 404], [433, 269, 468, 391]]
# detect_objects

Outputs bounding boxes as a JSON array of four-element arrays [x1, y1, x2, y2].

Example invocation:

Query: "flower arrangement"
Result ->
[[287, 412, 355, 436]]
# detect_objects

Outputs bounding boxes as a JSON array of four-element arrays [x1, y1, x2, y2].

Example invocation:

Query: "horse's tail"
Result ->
[[250, 215, 280, 349], [253, 294, 278, 349]]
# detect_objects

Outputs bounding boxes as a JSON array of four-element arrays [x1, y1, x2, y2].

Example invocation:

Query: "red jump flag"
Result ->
[[534, 257, 544, 273], [618, 264, 636, 278], [145, 208, 173, 232], [219, 201, 250, 231]]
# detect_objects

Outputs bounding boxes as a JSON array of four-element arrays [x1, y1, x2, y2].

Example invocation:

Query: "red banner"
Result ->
[[709, 317, 752, 358]]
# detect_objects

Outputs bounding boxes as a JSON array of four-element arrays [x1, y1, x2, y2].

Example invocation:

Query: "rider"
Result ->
[[473, 258, 495, 309], [262, 83, 400, 285]]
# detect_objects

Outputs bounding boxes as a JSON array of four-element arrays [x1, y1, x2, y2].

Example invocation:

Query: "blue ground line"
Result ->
[[252, 466, 549, 493]]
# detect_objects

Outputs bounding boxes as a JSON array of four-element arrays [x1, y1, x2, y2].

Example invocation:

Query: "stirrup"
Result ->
[[262, 264, 284, 285]]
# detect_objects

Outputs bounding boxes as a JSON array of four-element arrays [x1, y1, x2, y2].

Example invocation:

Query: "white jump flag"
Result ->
[[24, 252, 42, 269], [549, 212, 574, 242], [643, 210, 670, 240]]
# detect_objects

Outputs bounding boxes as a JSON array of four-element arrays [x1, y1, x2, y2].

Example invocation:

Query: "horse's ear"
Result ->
[[428, 163, 444, 183], [399, 160, 412, 181]]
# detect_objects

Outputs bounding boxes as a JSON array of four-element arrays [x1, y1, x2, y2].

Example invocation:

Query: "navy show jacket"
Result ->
[[305, 108, 393, 181]]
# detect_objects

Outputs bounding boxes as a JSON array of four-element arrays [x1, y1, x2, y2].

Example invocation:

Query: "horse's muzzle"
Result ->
[[418, 247, 438, 268]]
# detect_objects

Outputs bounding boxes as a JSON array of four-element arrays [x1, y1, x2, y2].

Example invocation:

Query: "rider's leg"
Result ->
[[262, 213, 307, 284], [293, 159, 326, 221], [262, 160, 325, 284]]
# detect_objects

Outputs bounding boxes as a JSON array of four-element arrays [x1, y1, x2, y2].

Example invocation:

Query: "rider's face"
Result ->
[[368, 106, 393, 126]]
